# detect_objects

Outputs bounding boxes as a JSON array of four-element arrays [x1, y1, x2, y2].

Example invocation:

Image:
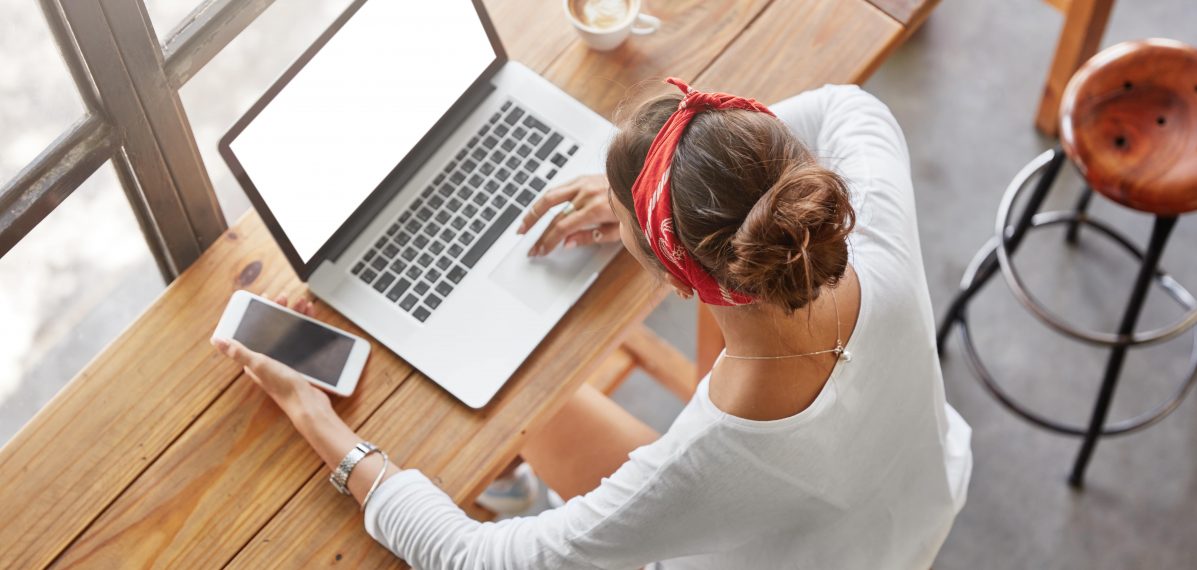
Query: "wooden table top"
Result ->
[[0, 0, 932, 567]]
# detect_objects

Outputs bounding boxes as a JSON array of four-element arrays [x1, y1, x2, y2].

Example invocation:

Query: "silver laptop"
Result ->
[[219, 0, 619, 408]]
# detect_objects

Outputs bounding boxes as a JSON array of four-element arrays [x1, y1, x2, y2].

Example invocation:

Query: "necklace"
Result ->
[[722, 289, 854, 363]]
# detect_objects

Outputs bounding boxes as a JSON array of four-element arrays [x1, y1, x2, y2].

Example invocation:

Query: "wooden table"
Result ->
[[0, 1, 933, 567]]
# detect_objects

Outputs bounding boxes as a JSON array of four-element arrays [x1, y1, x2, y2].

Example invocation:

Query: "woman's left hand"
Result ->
[[211, 295, 332, 418]]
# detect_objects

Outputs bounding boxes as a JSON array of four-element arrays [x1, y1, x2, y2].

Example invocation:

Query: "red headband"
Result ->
[[630, 77, 777, 305]]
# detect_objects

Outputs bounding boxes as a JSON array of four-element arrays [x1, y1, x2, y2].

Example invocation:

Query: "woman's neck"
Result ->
[[705, 265, 860, 421]]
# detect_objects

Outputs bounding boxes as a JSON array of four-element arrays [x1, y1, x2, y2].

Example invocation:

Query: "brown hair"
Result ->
[[606, 93, 855, 313]]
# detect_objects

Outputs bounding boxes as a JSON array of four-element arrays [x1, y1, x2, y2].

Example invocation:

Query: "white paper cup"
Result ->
[[563, 0, 660, 52]]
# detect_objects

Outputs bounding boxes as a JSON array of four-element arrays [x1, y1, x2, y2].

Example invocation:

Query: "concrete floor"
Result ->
[[859, 2, 1197, 567], [4, 0, 1197, 567], [611, 1, 1197, 568]]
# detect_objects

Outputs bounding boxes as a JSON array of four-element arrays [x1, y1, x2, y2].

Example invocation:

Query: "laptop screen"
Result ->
[[228, 1, 496, 262]]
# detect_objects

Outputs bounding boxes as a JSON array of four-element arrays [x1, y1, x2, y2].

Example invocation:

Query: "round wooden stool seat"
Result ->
[[1059, 38, 1197, 216]]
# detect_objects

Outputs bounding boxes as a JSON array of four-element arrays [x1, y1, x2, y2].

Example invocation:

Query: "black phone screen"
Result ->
[[232, 299, 354, 386]]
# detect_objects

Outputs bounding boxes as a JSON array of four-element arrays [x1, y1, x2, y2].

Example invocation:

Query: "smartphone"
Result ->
[[213, 290, 370, 396]]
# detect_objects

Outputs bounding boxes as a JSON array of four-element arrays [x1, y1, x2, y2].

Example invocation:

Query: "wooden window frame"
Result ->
[[0, 0, 278, 280]]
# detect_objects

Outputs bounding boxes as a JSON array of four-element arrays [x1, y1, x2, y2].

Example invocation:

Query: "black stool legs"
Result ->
[[1069, 215, 1179, 487], [937, 147, 1197, 487], [936, 149, 1068, 352], [1065, 186, 1095, 244]]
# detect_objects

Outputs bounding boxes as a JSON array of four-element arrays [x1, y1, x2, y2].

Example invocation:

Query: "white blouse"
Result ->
[[364, 84, 973, 570]]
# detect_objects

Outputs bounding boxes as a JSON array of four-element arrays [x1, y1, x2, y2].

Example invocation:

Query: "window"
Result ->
[[0, 0, 319, 444], [0, 161, 162, 444], [0, 1, 85, 183]]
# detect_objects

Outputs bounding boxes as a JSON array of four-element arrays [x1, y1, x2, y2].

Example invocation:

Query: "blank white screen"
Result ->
[[229, 1, 495, 261]]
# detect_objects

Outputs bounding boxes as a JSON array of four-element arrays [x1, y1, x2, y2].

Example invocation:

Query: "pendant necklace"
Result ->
[[723, 289, 853, 363]]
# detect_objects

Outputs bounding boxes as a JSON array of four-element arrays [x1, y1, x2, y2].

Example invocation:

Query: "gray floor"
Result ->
[[5, 0, 1197, 567], [611, 1, 1197, 568]]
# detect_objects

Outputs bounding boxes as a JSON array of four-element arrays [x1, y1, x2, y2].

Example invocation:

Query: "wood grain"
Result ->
[[1058, 40, 1197, 215], [227, 1, 907, 568], [30, 2, 591, 568], [1044, 0, 1071, 14], [541, 0, 772, 119], [4, 0, 926, 568], [696, 0, 904, 103], [226, 253, 665, 568], [865, 0, 938, 26], [483, 0, 579, 72], [0, 218, 294, 569], [49, 220, 417, 568], [687, 0, 903, 400]]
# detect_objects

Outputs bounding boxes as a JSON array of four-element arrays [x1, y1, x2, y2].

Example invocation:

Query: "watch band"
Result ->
[[330, 441, 378, 495]]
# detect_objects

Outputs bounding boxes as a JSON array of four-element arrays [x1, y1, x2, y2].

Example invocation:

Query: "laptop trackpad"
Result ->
[[490, 236, 598, 313]]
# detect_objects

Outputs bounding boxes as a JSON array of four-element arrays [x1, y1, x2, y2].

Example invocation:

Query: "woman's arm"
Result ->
[[771, 85, 920, 253], [770, 84, 910, 170], [360, 429, 718, 569], [210, 297, 399, 506], [289, 398, 401, 503], [212, 297, 724, 569]]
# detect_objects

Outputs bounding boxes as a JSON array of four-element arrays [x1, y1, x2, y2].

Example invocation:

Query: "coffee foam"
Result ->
[[576, 0, 629, 29]]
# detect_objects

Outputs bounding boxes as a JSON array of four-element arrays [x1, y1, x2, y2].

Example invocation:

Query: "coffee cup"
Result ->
[[563, 0, 661, 52]]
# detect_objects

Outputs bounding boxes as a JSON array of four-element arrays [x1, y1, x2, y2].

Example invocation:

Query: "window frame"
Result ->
[[0, 0, 279, 280]]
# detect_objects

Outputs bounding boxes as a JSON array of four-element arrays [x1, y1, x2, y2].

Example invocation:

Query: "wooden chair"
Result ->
[[588, 323, 699, 401], [1036, 0, 1117, 136], [469, 322, 696, 521]]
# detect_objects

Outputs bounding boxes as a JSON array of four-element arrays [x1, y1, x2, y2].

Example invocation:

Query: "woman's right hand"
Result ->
[[211, 296, 332, 419], [517, 174, 621, 257]]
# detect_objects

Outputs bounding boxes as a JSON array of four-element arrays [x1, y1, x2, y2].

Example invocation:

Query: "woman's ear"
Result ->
[[665, 274, 694, 300]]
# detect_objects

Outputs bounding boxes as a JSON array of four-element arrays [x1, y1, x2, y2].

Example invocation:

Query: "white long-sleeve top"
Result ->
[[364, 85, 973, 570]]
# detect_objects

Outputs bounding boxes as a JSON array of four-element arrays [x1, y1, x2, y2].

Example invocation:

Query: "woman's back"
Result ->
[[364, 84, 971, 569], [555, 85, 970, 569]]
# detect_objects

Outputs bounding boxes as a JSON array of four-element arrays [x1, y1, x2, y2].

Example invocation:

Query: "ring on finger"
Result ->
[[560, 201, 578, 217]]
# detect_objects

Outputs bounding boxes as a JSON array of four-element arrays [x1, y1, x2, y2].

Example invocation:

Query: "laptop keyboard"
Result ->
[[349, 99, 578, 323]]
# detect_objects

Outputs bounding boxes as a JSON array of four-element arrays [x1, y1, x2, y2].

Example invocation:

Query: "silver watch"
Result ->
[[330, 441, 378, 495]]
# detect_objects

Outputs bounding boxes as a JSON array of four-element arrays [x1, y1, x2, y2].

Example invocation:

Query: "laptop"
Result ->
[[219, 0, 619, 408]]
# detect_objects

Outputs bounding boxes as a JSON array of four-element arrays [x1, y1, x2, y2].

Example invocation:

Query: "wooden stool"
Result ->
[[938, 39, 1197, 488], [1061, 39, 1197, 217]]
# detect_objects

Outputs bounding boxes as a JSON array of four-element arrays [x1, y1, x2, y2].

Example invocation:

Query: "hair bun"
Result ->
[[727, 163, 855, 312]]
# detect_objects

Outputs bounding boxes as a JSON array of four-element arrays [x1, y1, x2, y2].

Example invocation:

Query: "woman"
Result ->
[[213, 80, 972, 568]]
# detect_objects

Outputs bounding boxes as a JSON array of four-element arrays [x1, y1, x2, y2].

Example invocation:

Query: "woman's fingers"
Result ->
[[213, 337, 263, 373], [271, 294, 316, 316], [295, 298, 314, 316], [517, 180, 581, 235], [563, 223, 621, 249], [529, 202, 604, 256], [520, 174, 618, 256], [212, 336, 302, 391]]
